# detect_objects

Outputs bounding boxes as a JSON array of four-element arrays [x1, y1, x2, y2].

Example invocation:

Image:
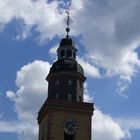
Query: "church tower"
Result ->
[[37, 12, 94, 140]]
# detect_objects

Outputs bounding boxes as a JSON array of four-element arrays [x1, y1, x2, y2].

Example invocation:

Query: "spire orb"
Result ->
[[66, 27, 70, 32]]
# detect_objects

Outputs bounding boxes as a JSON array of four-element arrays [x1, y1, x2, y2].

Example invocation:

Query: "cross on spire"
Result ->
[[65, 11, 72, 38]]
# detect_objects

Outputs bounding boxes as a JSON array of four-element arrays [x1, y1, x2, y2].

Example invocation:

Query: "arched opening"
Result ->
[[73, 52, 76, 59], [60, 50, 65, 58], [67, 50, 72, 57], [56, 80, 59, 86], [55, 93, 59, 99], [68, 94, 72, 101], [68, 79, 72, 86], [79, 81, 82, 88], [79, 96, 82, 102]]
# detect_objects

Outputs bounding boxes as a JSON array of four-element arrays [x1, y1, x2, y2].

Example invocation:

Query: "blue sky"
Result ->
[[0, 0, 140, 140]]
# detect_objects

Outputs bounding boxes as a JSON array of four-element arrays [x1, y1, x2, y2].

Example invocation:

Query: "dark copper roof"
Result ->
[[60, 37, 75, 47], [49, 58, 84, 75]]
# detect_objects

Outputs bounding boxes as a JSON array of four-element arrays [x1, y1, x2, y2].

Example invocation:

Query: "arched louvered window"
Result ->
[[67, 49, 72, 57], [60, 50, 65, 58]]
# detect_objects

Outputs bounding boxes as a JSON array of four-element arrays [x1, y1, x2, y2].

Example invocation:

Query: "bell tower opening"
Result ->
[[60, 50, 65, 58], [67, 49, 72, 57]]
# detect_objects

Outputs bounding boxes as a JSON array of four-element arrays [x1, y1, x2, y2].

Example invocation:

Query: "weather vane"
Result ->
[[65, 11, 72, 38]]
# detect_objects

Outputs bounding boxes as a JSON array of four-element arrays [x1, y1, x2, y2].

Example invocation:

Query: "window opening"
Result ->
[[79, 81, 82, 88], [68, 94, 72, 101], [67, 50, 72, 57], [56, 80, 59, 86], [56, 93, 59, 99], [73, 52, 76, 59], [60, 50, 65, 58], [68, 80, 72, 86], [79, 96, 82, 102]]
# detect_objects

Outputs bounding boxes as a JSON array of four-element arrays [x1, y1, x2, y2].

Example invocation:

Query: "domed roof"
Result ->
[[49, 58, 84, 75], [60, 37, 75, 47]]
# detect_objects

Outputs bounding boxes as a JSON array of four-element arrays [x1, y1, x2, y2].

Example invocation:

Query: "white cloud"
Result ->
[[77, 57, 100, 78], [49, 44, 58, 60], [69, 0, 140, 93], [92, 109, 130, 140], [0, 121, 38, 140], [6, 60, 51, 140], [83, 83, 130, 140], [0, 0, 65, 41], [84, 82, 94, 103], [16, 23, 32, 41], [0, 121, 21, 133], [117, 117, 140, 130], [1, 0, 140, 93], [6, 91, 16, 100]]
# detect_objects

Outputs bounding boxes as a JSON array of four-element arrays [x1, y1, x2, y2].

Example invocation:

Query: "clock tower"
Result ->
[[37, 12, 94, 140]]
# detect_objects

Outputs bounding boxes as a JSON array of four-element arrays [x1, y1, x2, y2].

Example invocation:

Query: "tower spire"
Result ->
[[65, 11, 71, 38]]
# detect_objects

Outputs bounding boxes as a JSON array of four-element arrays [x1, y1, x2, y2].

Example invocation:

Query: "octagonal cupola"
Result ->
[[57, 37, 77, 60]]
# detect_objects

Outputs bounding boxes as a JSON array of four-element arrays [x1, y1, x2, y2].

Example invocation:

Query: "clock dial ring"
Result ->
[[62, 118, 78, 135]]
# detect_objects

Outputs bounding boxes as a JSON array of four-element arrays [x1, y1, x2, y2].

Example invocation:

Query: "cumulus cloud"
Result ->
[[49, 44, 58, 60], [0, 121, 21, 133], [83, 83, 130, 140], [117, 117, 140, 130], [1, 0, 140, 93], [92, 109, 130, 140], [69, 0, 140, 93], [78, 57, 100, 78], [0, 0, 65, 41], [84, 85, 93, 104], [6, 60, 51, 140]]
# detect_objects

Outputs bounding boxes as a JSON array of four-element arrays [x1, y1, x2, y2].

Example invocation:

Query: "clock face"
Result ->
[[62, 118, 78, 135]]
